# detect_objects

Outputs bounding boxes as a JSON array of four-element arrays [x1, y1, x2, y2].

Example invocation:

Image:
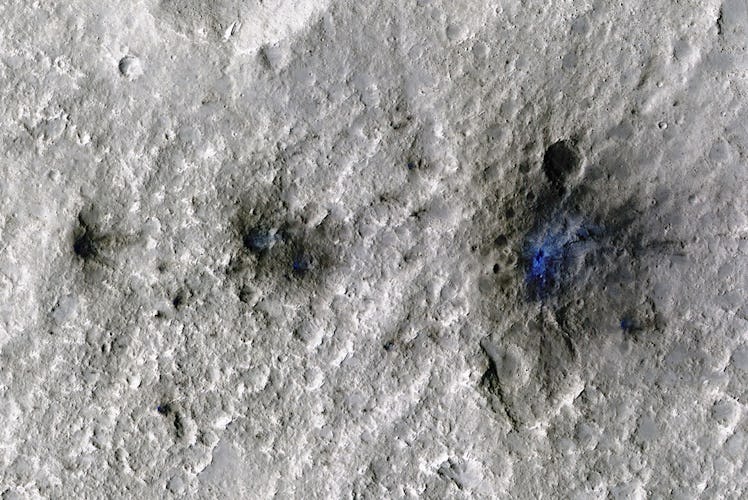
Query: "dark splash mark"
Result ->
[[172, 290, 186, 310], [73, 232, 98, 260], [157, 402, 185, 439], [73, 212, 99, 261], [157, 403, 172, 415]]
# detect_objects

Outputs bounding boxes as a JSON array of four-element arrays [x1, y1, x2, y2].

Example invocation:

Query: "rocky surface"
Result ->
[[0, 1, 746, 498]]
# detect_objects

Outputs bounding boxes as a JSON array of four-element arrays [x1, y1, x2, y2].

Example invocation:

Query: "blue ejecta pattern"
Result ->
[[523, 217, 598, 301]]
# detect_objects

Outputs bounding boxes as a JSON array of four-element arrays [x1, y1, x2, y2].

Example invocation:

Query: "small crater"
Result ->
[[118, 55, 143, 80], [229, 197, 288, 273], [542, 140, 580, 193], [261, 44, 286, 70], [238, 285, 257, 304]]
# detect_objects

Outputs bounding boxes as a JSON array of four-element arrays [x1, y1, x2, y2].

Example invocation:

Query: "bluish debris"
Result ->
[[523, 215, 599, 301], [525, 234, 565, 300], [244, 230, 275, 253], [620, 317, 637, 333], [292, 252, 313, 273]]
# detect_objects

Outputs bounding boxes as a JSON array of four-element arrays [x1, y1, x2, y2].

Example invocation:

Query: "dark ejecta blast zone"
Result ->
[[478, 136, 687, 427], [517, 138, 680, 340]]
